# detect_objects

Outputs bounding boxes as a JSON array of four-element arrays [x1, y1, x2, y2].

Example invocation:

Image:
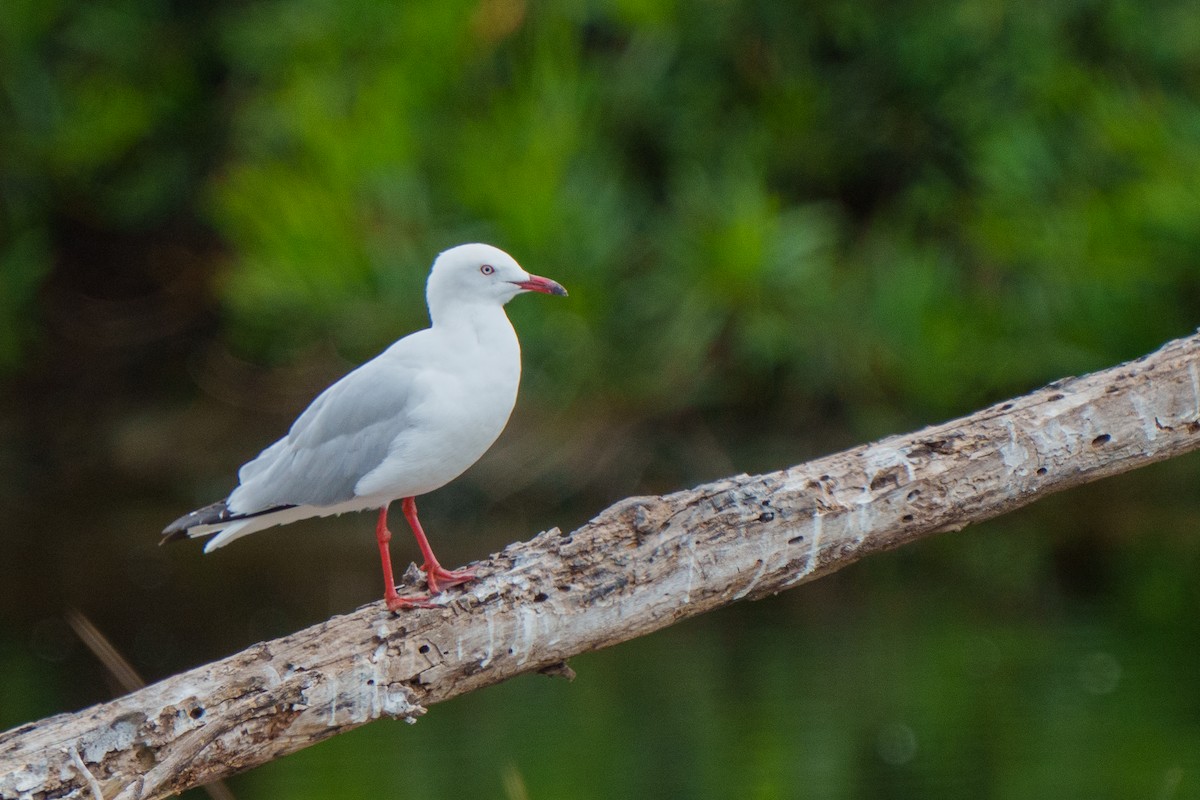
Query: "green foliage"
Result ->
[[6, 0, 1200, 419], [0, 0, 215, 371]]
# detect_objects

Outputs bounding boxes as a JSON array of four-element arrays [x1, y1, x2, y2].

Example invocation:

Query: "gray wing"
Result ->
[[228, 355, 419, 512]]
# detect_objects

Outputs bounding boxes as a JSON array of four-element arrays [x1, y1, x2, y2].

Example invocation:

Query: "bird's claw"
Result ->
[[386, 592, 442, 611], [423, 563, 476, 594], [384, 564, 476, 611]]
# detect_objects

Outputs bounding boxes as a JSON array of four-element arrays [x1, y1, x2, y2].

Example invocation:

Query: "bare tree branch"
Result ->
[[5, 331, 1200, 799]]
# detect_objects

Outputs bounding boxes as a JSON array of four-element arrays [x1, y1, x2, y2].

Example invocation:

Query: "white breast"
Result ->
[[353, 305, 522, 500]]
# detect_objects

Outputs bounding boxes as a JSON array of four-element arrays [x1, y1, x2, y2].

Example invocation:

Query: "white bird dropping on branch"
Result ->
[[163, 243, 568, 610]]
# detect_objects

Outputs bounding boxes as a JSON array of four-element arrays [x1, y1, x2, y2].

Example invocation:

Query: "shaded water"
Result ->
[[4, 458, 1200, 798], [2, 300, 1200, 798]]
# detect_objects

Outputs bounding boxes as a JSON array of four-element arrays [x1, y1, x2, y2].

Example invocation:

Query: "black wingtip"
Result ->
[[159, 529, 190, 546], [160, 499, 298, 545], [160, 500, 232, 544]]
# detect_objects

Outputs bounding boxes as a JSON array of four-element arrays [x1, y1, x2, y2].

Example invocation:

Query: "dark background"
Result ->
[[3, 1, 1200, 797]]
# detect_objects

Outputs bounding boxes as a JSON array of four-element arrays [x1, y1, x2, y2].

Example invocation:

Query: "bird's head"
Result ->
[[426, 244, 567, 319]]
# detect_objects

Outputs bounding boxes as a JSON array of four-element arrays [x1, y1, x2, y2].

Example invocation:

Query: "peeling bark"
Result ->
[[4, 331, 1200, 799]]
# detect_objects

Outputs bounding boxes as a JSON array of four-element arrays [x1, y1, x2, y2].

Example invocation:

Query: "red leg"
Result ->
[[378, 499, 475, 610], [400, 497, 475, 593], [375, 506, 406, 610]]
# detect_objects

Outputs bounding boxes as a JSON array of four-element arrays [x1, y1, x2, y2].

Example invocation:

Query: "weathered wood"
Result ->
[[5, 331, 1200, 799]]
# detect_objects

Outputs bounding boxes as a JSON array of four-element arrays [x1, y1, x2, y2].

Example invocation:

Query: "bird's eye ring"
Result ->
[[480, 264, 495, 275]]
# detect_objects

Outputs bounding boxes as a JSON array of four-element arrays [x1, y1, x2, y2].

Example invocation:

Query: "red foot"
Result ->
[[424, 563, 476, 594], [386, 591, 441, 610], [384, 565, 476, 610]]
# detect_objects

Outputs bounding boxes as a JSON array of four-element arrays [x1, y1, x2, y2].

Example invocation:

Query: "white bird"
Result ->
[[163, 243, 567, 609]]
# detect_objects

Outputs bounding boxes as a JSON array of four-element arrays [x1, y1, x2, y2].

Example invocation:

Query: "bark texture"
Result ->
[[5, 331, 1200, 799]]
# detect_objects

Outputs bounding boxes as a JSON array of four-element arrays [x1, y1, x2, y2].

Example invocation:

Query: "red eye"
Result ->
[[480, 264, 495, 275]]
